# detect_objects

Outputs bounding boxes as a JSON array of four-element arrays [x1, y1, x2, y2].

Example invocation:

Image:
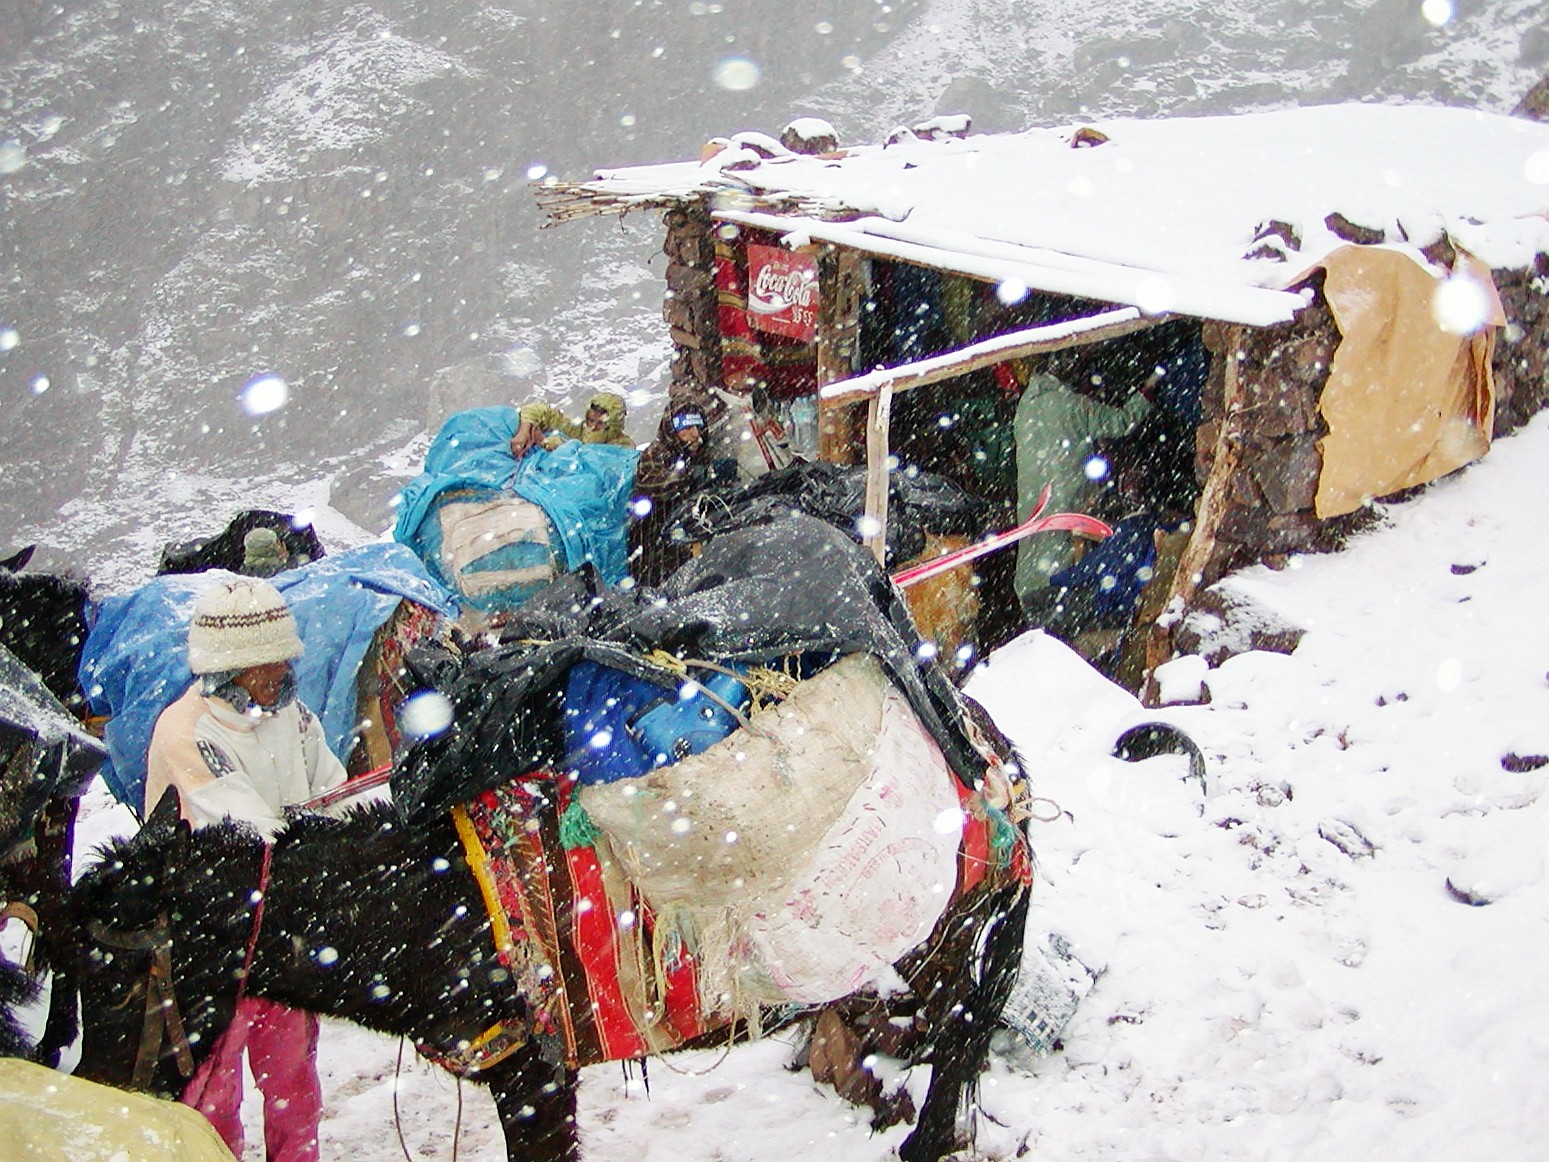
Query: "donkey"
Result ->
[[1, 555, 96, 1068], [70, 787, 1030, 1162]]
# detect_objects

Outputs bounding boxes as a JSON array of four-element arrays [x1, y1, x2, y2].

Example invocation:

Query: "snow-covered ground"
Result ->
[[963, 415, 1549, 1160], [41, 411, 1549, 1159]]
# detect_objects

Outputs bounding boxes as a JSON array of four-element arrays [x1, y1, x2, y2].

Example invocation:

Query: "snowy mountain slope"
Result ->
[[4, 0, 1547, 582], [0, 0, 909, 574], [806, 0, 1549, 138]]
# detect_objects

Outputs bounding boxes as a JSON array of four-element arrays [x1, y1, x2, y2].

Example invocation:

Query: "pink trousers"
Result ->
[[181, 996, 323, 1162]]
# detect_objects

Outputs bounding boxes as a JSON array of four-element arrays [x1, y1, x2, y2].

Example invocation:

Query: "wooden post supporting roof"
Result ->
[[817, 303, 1175, 568], [862, 386, 894, 565], [815, 246, 867, 465], [1142, 324, 1246, 704]]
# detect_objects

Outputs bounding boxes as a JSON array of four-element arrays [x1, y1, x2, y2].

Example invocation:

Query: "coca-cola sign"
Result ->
[[746, 244, 819, 342]]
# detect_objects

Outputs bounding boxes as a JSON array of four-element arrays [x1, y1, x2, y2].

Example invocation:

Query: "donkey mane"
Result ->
[[80, 802, 417, 921]]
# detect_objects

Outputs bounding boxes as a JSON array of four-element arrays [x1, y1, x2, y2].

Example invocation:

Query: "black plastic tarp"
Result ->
[[392, 513, 990, 822], [667, 460, 989, 569], [0, 644, 105, 862], [156, 509, 326, 577]]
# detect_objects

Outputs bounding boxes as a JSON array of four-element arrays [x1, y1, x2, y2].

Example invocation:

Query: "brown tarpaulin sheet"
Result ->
[[1314, 245, 1501, 518]]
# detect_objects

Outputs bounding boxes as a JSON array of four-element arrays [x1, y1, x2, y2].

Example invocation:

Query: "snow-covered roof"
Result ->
[[546, 104, 1549, 327]]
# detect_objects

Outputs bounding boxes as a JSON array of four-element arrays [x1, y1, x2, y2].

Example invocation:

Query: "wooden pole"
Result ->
[[1142, 324, 1246, 704], [862, 385, 893, 565], [815, 246, 867, 465], [820, 308, 1169, 406]]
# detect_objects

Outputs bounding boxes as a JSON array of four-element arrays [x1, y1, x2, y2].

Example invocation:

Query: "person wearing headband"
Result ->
[[629, 404, 724, 586]]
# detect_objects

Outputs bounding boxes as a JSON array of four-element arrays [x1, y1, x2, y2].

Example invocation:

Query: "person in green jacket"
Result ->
[[1013, 362, 1150, 612], [239, 527, 289, 578], [508, 391, 634, 459]]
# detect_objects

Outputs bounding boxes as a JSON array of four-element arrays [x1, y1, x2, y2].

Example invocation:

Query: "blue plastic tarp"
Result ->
[[79, 541, 455, 816], [392, 406, 639, 589], [393, 407, 526, 543]]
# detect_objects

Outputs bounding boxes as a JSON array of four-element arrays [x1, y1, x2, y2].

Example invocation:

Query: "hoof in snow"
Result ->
[[1113, 722, 1207, 797], [1500, 752, 1548, 773]]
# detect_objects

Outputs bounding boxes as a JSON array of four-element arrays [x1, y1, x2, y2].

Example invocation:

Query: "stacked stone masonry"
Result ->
[[661, 205, 722, 406], [1491, 253, 1549, 435], [1195, 252, 1549, 592]]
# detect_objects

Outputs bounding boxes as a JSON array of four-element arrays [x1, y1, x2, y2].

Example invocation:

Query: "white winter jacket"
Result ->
[[144, 683, 347, 837]]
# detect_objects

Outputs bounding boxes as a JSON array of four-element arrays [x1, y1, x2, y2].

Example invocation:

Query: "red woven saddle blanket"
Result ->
[[452, 761, 1028, 1070], [452, 773, 705, 1067]]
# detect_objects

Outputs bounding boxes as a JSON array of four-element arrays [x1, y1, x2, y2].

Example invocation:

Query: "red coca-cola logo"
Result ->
[[749, 263, 817, 312], [745, 243, 819, 340]]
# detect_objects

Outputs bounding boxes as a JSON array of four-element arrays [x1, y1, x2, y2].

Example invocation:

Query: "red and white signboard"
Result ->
[[746, 244, 819, 342]]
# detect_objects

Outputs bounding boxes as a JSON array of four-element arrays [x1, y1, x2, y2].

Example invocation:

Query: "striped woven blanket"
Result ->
[[452, 659, 1029, 1069]]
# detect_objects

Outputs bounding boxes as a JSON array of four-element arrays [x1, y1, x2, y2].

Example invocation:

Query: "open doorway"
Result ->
[[858, 260, 1211, 680]]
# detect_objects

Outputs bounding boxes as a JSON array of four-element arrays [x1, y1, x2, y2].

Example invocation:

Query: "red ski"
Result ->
[[890, 484, 1112, 589], [292, 764, 393, 813]]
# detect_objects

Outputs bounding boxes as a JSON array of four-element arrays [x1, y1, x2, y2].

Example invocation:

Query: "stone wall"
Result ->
[[1491, 254, 1549, 436], [1193, 253, 1549, 593], [1195, 286, 1352, 587], [661, 204, 722, 406]]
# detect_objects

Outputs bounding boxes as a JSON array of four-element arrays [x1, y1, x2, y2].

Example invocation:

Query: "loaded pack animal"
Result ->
[[0, 547, 99, 1068], [73, 785, 1026, 1160], [67, 516, 1036, 1162]]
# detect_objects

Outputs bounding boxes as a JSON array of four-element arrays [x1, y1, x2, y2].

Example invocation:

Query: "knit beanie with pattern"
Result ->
[[186, 577, 303, 675]]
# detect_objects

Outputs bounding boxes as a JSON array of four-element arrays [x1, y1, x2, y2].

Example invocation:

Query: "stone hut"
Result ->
[[538, 104, 1549, 694]]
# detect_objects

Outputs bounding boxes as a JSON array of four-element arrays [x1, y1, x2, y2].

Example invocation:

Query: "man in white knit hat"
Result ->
[[144, 575, 344, 1162]]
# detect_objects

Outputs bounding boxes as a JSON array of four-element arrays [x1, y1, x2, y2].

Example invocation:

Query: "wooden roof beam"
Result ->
[[817, 307, 1174, 406]]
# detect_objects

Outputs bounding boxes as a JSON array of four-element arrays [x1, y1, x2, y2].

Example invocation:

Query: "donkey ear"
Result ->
[[1, 543, 35, 572], [142, 787, 189, 844]]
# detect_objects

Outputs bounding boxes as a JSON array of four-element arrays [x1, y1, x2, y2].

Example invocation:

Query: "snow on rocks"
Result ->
[[779, 118, 838, 155], [1152, 652, 1208, 704], [1175, 574, 1308, 667]]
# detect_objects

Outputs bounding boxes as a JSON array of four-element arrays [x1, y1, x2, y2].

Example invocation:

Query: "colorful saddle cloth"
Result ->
[[452, 653, 1030, 1069]]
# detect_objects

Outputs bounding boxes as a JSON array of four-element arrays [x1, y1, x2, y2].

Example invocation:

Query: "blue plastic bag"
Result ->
[[561, 662, 749, 785], [630, 668, 748, 763]]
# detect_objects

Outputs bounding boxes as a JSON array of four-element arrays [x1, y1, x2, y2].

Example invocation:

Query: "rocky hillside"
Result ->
[[1, 0, 1544, 580], [0, 0, 916, 568], [807, 0, 1549, 136]]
